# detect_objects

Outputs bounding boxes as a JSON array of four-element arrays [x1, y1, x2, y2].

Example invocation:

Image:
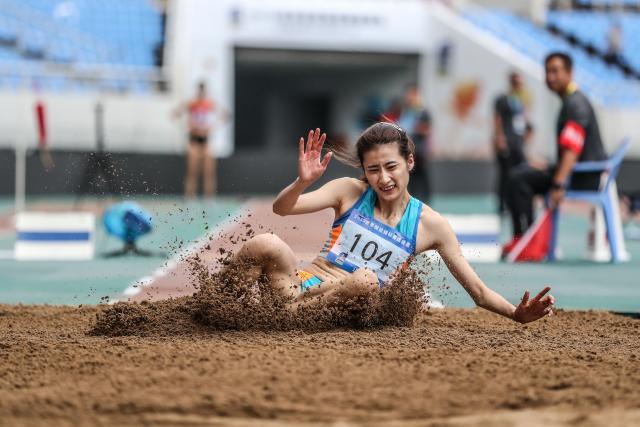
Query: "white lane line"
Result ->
[[122, 276, 153, 297], [119, 202, 250, 300]]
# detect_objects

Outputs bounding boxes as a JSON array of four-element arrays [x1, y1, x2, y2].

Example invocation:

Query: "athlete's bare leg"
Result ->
[[226, 233, 299, 299], [222, 234, 378, 308], [289, 267, 378, 311], [203, 147, 217, 198], [184, 143, 202, 198]]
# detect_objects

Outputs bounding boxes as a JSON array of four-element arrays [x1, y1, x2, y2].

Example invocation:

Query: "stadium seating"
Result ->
[[464, 9, 640, 107], [0, 0, 164, 92], [547, 11, 640, 73], [575, 0, 640, 7]]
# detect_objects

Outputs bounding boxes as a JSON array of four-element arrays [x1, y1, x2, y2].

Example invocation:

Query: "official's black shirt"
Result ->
[[558, 89, 607, 190], [556, 89, 606, 162]]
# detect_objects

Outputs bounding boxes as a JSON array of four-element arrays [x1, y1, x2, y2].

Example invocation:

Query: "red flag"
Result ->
[[35, 99, 54, 170], [36, 101, 47, 147], [507, 209, 553, 262]]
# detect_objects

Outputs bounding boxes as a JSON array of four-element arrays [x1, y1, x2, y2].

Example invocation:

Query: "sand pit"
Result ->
[[1, 302, 639, 426], [2, 248, 639, 426]]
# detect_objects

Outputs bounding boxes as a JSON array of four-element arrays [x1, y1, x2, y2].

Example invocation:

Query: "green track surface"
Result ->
[[0, 195, 638, 312], [0, 196, 241, 305], [428, 195, 640, 312]]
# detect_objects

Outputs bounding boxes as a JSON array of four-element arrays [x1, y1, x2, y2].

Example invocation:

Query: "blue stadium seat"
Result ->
[[547, 11, 640, 75], [0, 47, 21, 62], [464, 9, 640, 107], [0, 0, 164, 92], [577, 0, 640, 6]]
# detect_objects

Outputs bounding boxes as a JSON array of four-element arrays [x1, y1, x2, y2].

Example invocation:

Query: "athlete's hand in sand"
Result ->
[[513, 286, 555, 323], [298, 128, 332, 185]]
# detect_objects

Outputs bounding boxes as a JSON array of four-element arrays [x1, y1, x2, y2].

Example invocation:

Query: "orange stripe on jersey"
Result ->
[[188, 99, 213, 113], [297, 270, 315, 282], [327, 224, 343, 251]]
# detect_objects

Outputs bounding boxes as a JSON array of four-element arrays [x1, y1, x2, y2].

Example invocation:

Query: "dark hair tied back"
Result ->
[[328, 122, 415, 170]]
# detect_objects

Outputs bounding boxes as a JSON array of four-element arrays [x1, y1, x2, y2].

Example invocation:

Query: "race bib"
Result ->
[[512, 113, 526, 136], [326, 209, 414, 285]]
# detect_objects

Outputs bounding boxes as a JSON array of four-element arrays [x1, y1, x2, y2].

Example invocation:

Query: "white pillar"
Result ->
[[14, 139, 26, 214]]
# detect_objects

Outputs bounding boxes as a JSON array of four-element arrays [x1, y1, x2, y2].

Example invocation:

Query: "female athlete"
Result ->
[[227, 123, 554, 323]]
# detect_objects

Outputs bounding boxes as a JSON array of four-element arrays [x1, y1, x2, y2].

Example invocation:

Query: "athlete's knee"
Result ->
[[242, 233, 286, 259], [251, 232, 285, 247]]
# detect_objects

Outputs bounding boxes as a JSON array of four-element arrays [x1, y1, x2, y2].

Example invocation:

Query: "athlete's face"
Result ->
[[198, 84, 207, 98], [362, 142, 414, 202], [510, 73, 523, 91], [545, 57, 571, 94]]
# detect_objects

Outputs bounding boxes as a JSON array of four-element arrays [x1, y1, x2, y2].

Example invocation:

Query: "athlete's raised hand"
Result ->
[[298, 128, 332, 185], [513, 286, 555, 323]]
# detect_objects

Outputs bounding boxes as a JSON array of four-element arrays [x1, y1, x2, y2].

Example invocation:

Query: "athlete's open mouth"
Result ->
[[380, 184, 396, 192]]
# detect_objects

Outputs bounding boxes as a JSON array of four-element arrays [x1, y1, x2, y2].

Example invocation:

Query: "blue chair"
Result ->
[[548, 138, 631, 263], [103, 201, 157, 257]]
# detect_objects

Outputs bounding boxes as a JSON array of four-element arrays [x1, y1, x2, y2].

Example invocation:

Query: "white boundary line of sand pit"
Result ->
[[114, 202, 252, 303]]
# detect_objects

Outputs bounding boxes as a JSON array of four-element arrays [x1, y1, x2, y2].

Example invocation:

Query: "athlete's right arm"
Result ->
[[273, 128, 358, 216], [273, 176, 361, 216]]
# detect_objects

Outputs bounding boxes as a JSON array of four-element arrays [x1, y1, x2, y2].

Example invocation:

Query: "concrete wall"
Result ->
[[425, 4, 559, 161], [0, 91, 184, 153], [234, 48, 419, 150], [2, 149, 638, 197]]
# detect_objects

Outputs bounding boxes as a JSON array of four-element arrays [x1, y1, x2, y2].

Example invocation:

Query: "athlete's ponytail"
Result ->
[[328, 122, 415, 170]]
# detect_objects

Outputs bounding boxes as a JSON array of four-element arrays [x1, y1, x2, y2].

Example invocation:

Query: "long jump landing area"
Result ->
[[1, 304, 639, 426]]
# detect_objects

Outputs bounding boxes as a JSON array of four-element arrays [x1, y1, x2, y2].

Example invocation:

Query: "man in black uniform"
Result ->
[[504, 52, 607, 251], [493, 71, 530, 214]]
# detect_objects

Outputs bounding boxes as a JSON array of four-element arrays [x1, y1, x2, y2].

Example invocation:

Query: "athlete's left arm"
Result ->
[[416, 209, 555, 323]]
